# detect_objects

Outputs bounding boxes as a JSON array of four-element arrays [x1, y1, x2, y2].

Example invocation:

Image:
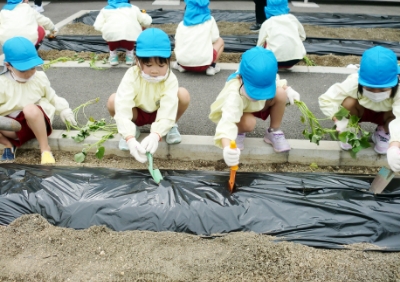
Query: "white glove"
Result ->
[[141, 133, 160, 154], [334, 117, 349, 132], [60, 108, 77, 126], [127, 138, 147, 163], [285, 87, 301, 105], [50, 26, 58, 37], [223, 146, 241, 167], [387, 147, 400, 172]]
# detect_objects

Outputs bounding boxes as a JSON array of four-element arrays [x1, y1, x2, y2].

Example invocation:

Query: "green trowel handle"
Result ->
[[146, 152, 163, 184]]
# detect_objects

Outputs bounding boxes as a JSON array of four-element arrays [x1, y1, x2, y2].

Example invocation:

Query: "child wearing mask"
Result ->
[[318, 46, 400, 171], [209, 47, 301, 167], [173, 0, 224, 76], [107, 28, 191, 163], [0, 37, 77, 164], [94, 0, 152, 66], [0, 0, 57, 48], [257, 0, 306, 69]]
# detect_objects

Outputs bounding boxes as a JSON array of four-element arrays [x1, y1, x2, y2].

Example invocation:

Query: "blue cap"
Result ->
[[238, 47, 278, 100], [359, 46, 399, 88], [3, 37, 44, 71], [2, 0, 22, 11], [183, 0, 211, 26], [265, 0, 290, 19], [136, 28, 171, 58]]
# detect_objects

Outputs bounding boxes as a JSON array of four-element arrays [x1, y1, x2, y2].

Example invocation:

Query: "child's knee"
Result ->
[[342, 97, 358, 108], [22, 104, 43, 119], [107, 93, 116, 113], [240, 113, 256, 131], [178, 88, 190, 105], [275, 87, 287, 102]]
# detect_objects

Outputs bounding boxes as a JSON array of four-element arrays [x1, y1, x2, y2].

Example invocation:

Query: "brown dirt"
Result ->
[[1, 149, 399, 282], [51, 22, 400, 67]]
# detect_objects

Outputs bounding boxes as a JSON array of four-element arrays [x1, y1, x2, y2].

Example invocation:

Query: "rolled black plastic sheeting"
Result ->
[[74, 9, 400, 28], [1, 164, 400, 251], [40, 35, 400, 59]]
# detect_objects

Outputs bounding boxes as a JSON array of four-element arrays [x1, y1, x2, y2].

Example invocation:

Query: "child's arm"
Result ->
[[318, 74, 359, 119], [93, 10, 106, 31], [210, 17, 220, 43], [150, 78, 179, 137], [34, 12, 55, 32], [256, 22, 268, 47], [135, 7, 152, 28]]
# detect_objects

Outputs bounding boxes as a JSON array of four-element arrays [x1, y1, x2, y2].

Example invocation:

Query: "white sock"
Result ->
[[126, 50, 134, 57], [109, 50, 117, 57]]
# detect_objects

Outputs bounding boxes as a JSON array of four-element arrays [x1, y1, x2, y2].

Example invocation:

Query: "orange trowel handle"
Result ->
[[228, 140, 238, 193]]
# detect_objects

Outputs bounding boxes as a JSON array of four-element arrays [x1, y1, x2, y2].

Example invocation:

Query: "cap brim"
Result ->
[[359, 75, 398, 88], [136, 50, 171, 58], [11, 57, 44, 71], [243, 79, 276, 100]]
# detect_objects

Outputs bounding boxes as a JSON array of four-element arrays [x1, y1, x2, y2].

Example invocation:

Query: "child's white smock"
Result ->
[[257, 14, 306, 62], [0, 3, 55, 45], [94, 6, 152, 42], [174, 17, 220, 67], [209, 77, 287, 148], [319, 73, 400, 143], [0, 71, 70, 122], [114, 66, 179, 139]]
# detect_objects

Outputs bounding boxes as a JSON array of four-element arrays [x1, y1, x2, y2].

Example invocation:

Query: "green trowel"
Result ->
[[146, 152, 163, 184]]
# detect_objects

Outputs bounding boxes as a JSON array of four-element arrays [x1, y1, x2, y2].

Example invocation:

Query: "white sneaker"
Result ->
[[372, 126, 390, 155], [172, 62, 186, 73], [33, 5, 44, 13], [206, 65, 220, 76]]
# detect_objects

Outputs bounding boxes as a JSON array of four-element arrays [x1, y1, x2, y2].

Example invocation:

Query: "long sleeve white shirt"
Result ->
[[318, 73, 400, 143], [174, 17, 220, 67], [257, 14, 306, 62], [0, 71, 70, 122], [0, 3, 55, 45], [209, 77, 287, 148], [114, 66, 179, 139], [93, 6, 152, 42]]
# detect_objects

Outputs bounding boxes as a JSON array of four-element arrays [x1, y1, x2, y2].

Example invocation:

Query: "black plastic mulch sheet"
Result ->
[[40, 35, 400, 59], [1, 164, 400, 251], [75, 9, 400, 28]]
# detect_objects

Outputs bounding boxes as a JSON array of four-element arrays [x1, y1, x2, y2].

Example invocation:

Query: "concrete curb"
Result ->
[[18, 130, 386, 167]]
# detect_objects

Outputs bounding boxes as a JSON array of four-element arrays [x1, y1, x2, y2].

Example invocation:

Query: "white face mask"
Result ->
[[363, 89, 391, 103], [10, 69, 35, 83], [140, 68, 169, 84]]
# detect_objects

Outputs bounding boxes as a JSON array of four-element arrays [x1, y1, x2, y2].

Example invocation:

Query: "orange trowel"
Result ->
[[228, 140, 239, 193], [369, 166, 395, 194]]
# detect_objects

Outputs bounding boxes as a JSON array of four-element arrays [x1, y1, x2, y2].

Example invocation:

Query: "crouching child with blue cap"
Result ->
[[94, 0, 152, 66], [173, 0, 224, 76], [0, 0, 58, 48], [0, 37, 77, 164], [209, 47, 301, 167], [107, 28, 191, 163], [319, 46, 400, 171], [257, 0, 306, 69]]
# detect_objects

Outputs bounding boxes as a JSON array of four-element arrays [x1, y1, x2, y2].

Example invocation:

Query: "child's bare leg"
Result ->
[[0, 132, 15, 148], [237, 113, 256, 133], [176, 87, 190, 122], [267, 87, 287, 129], [23, 105, 50, 153], [341, 97, 364, 118], [212, 38, 225, 62], [107, 93, 139, 121]]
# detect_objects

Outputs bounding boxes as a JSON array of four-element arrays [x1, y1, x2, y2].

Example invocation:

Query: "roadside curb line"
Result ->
[[18, 130, 386, 167]]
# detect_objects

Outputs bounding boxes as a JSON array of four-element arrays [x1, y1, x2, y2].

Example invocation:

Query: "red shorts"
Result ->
[[134, 108, 157, 126], [181, 49, 217, 72], [107, 40, 135, 51], [7, 106, 52, 147], [360, 108, 385, 125], [252, 108, 271, 120], [36, 26, 45, 46]]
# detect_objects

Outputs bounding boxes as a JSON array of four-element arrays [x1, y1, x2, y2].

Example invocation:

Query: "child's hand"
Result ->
[[223, 146, 240, 167], [334, 117, 349, 133], [141, 133, 160, 154], [48, 26, 59, 39], [60, 108, 77, 126], [127, 138, 147, 163], [285, 87, 301, 105], [387, 146, 400, 172]]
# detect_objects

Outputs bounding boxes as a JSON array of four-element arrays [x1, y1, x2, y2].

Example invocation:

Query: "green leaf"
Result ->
[[89, 117, 95, 122], [311, 134, 322, 145], [338, 132, 349, 143], [329, 130, 338, 141], [310, 162, 318, 169], [359, 137, 371, 149], [74, 152, 86, 163], [62, 134, 67, 138], [349, 115, 360, 125], [334, 107, 350, 120], [95, 146, 105, 160], [300, 116, 305, 124], [72, 135, 85, 143]]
